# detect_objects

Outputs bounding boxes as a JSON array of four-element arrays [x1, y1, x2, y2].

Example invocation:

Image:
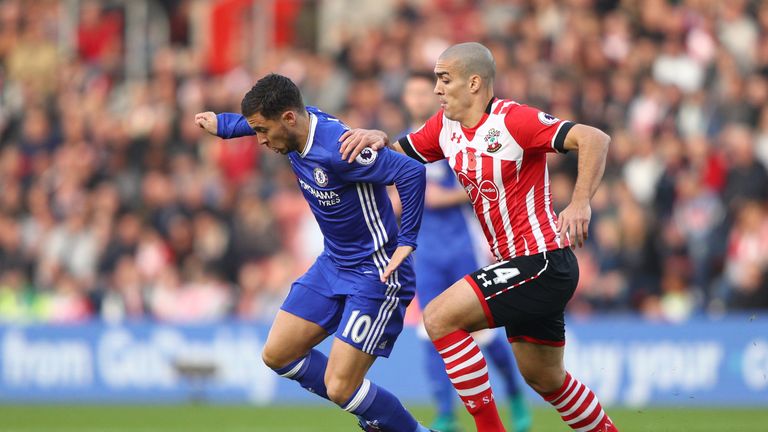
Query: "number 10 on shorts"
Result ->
[[342, 310, 372, 343]]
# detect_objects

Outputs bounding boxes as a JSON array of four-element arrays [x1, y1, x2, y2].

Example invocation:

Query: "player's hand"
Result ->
[[339, 129, 388, 163], [557, 199, 591, 249], [380, 245, 414, 282], [195, 111, 218, 136]]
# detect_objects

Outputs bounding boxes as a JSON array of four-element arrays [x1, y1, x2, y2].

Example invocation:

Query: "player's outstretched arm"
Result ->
[[557, 124, 610, 249], [195, 111, 218, 136], [339, 129, 405, 163], [194, 111, 255, 139]]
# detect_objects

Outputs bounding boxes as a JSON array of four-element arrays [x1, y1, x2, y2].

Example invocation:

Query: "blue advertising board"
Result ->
[[1, 316, 766, 406]]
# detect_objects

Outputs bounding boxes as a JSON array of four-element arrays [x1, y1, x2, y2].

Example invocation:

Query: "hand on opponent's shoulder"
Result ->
[[339, 128, 390, 163]]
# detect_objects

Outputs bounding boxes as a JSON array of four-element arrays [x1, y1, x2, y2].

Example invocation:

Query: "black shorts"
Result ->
[[464, 247, 578, 346]]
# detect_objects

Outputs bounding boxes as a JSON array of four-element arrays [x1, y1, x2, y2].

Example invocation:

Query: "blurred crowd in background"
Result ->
[[0, 0, 767, 325]]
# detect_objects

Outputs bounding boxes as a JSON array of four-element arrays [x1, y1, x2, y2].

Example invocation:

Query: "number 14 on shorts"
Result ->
[[477, 261, 520, 287]]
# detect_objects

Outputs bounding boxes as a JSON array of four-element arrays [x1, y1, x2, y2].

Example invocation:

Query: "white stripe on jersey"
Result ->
[[355, 183, 401, 354], [367, 266, 401, 353], [526, 185, 547, 253], [357, 184, 384, 252], [474, 150, 502, 261], [493, 157, 516, 257], [355, 184, 392, 351], [544, 166, 562, 248]]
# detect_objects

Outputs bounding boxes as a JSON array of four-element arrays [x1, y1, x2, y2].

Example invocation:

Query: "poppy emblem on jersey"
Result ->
[[313, 167, 328, 187], [484, 128, 502, 153], [355, 148, 378, 166], [538, 111, 559, 125], [466, 148, 477, 171], [451, 132, 462, 143], [457, 172, 499, 204]]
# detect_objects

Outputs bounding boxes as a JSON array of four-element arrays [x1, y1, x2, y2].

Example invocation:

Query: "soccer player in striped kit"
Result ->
[[401, 71, 532, 432], [342, 43, 619, 432], [195, 74, 434, 432]]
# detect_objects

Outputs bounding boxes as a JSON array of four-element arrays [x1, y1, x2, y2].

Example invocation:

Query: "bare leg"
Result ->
[[261, 310, 329, 370], [423, 278, 489, 339], [324, 337, 377, 405]]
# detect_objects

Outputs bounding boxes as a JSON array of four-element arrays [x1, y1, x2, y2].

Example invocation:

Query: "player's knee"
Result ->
[[325, 375, 359, 406], [261, 347, 288, 371], [423, 300, 463, 340], [521, 367, 564, 395], [422, 301, 451, 340]]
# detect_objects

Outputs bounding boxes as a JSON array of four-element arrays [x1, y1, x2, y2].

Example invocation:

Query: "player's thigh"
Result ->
[[423, 277, 490, 339], [324, 337, 378, 403], [511, 341, 566, 394], [262, 310, 330, 369]]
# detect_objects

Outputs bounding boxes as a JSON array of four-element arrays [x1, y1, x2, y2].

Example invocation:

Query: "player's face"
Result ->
[[246, 111, 301, 155], [403, 77, 439, 124], [433, 58, 472, 123]]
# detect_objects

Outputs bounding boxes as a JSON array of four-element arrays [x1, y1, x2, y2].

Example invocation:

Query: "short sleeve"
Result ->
[[398, 110, 446, 163], [504, 104, 574, 153]]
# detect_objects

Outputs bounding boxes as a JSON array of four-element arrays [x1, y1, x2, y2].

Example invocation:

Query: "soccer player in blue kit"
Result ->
[[195, 73, 433, 432], [402, 72, 531, 432]]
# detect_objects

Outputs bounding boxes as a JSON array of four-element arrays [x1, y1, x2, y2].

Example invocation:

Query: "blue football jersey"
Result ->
[[217, 107, 426, 269]]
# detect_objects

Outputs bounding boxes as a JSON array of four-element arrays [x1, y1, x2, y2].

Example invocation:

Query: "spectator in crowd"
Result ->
[[1, 0, 767, 323]]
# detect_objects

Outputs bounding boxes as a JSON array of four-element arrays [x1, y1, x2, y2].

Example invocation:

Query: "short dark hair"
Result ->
[[241, 73, 305, 119]]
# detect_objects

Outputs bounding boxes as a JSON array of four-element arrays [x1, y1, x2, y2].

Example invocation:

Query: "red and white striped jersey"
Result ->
[[398, 98, 574, 261]]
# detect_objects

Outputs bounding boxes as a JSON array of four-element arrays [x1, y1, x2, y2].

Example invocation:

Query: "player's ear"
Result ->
[[469, 75, 481, 94], [282, 110, 296, 126]]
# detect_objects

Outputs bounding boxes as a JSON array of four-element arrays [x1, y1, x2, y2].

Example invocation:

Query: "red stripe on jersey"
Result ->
[[518, 155, 543, 253], [492, 101, 503, 115], [496, 159, 517, 257], [501, 159, 526, 255], [456, 150, 497, 255], [482, 155, 511, 260]]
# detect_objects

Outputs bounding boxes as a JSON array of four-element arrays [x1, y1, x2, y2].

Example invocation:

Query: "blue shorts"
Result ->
[[415, 246, 479, 308], [281, 253, 416, 357]]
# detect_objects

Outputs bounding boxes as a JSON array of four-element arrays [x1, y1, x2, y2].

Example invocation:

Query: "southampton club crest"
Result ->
[[484, 128, 502, 153], [313, 167, 328, 187]]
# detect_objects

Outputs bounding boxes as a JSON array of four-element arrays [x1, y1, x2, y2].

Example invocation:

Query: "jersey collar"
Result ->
[[299, 112, 317, 158], [460, 97, 497, 139], [485, 97, 496, 114]]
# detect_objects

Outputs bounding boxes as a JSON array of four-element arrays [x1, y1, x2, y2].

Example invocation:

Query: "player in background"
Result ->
[[400, 72, 531, 432], [340, 43, 617, 432], [195, 74, 434, 432]]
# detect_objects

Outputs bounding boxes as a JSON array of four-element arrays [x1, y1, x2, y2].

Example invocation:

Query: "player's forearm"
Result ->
[[393, 161, 426, 249], [217, 113, 255, 138], [570, 126, 610, 202], [425, 184, 470, 209]]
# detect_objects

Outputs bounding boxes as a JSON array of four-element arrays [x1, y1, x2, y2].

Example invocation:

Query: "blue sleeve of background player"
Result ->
[[216, 113, 255, 138], [332, 148, 426, 249]]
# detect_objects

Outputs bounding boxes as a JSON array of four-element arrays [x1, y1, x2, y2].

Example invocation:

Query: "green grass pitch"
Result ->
[[1, 404, 766, 431]]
